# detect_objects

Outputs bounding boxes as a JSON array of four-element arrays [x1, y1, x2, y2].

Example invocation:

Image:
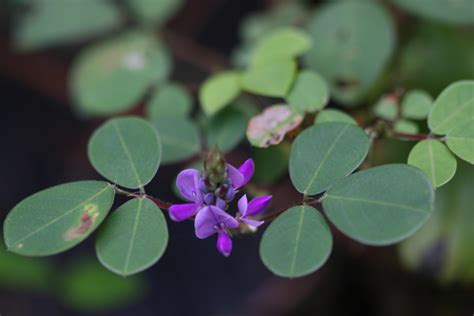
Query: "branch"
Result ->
[[389, 132, 433, 141]]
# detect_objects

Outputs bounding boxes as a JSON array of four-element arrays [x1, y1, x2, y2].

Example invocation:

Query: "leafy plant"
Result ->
[[3, 0, 474, 284]]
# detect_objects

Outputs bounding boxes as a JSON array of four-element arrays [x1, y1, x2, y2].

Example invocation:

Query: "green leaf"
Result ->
[[14, 0, 122, 51], [199, 71, 240, 116], [251, 27, 312, 65], [314, 109, 357, 125], [407, 140, 457, 187], [401, 89, 433, 120], [240, 59, 296, 97], [323, 164, 434, 245], [286, 70, 329, 113], [260, 205, 332, 278], [88, 117, 161, 189], [428, 80, 474, 135], [374, 96, 398, 120], [127, 0, 184, 25], [58, 259, 144, 311], [247, 104, 303, 148], [392, 0, 474, 25], [4, 181, 114, 256], [151, 116, 200, 164], [253, 144, 290, 184], [304, 0, 395, 105], [71, 31, 171, 116], [146, 83, 192, 119], [96, 198, 168, 276], [446, 121, 474, 164], [207, 103, 249, 152], [393, 119, 419, 134], [289, 123, 370, 195]]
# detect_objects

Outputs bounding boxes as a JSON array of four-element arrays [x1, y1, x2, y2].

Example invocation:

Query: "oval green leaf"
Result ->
[[152, 116, 200, 164], [304, 0, 395, 105], [199, 71, 240, 116], [14, 0, 122, 51], [374, 95, 398, 120], [394, 119, 419, 134], [260, 205, 332, 278], [4, 181, 114, 256], [323, 164, 434, 245], [240, 59, 296, 97], [71, 31, 171, 116], [127, 0, 184, 25], [428, 80, 474, 135], [251, 27, 312, 65], [88, 117, 161, 189], [401, 89, 433, 120], [446, 121, 474, 164], [392, 0, 474, 25], [96, 198, 168, 276], [289, 123, 370, 195], [146, 83, 192, 119], [314, 109, 357, 125], [286, 70, 329, 113], [407, 140, 457, 187]]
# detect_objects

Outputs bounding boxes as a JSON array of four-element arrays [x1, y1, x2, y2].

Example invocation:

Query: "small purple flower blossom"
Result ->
[[195, 206, 238, 257], [237, 194, 272, 228], [169, 157, 271, 257], [169, 169, 203, 221]]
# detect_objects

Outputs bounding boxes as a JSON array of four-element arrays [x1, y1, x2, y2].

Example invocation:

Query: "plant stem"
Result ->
[[389, 132, 433, 141], [114, 186, 172, 210]]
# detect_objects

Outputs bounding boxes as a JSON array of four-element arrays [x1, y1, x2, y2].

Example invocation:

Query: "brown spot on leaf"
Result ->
[[64, 204, 99, 241]]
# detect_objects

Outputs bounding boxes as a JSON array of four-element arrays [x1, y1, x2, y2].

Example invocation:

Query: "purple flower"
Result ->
[[237, 194, 272, 228], [227, 159, 254, 189], [169, 169, 204, 221], [195, 206, 239, 257]]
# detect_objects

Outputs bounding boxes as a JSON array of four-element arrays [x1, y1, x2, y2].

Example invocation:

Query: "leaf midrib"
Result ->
[[433, 96, 474, 132], [9, 185, 110, 247], [289, 207, 305, 276], [123, 198, 143, 275], [113, 121, 142, 187], [326, 194, 428, 214], [302, 124, 350, 194]]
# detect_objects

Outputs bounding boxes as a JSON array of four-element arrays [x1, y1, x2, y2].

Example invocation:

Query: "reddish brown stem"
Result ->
[[114, 187, 172, 210], [390, 132, 432, 141]]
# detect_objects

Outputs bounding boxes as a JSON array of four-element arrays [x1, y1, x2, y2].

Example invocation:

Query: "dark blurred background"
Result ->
[[0, 1, 473, 315]]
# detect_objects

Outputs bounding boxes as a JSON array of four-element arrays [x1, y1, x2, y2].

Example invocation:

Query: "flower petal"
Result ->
[[238, 159, 255, 186], [176, 169, 200, 202], [237, 194, 248, 216], [227, 164, 245, 189], [246, 195, 272, 216], [216, 197, 226, 210], [216, 231, 233, 257], [194, 206, 217, 239], [241, 218, 264, 228], [169, 203, 199, 222], [194, 206, 238, 239]]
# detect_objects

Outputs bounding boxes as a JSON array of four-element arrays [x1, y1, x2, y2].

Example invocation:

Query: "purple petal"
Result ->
[[226, 164, 245, 189], [176, 169, 200, 202], [241, 218, 265, 228], [246, 195, 272, 216], [194, 206, 238, 239], [215, 197, 226, 210], [237, 194, 248, 216], [169, 203, 198, 222], [238, 159, 255, 186], [204, 193, 215, 206], [216, 231, 232, 257]]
